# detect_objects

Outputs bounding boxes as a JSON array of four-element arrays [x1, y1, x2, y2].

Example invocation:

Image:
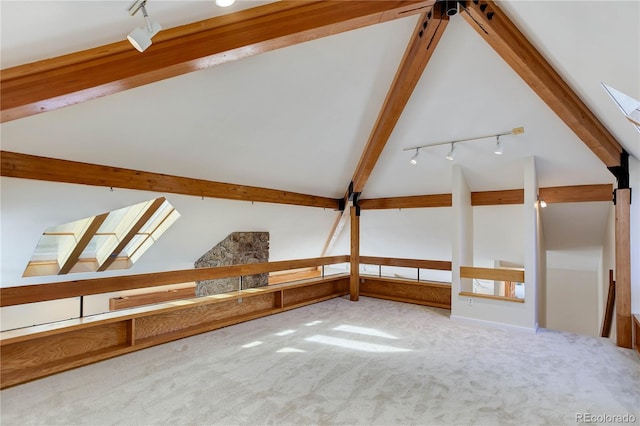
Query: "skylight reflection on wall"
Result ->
[[23, 197, 180, 277]]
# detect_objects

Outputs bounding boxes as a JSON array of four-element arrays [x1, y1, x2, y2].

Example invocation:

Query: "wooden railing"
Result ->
[[459, 266, 525, 303], [358, 256, 452, 309], [0, 255, 454, 388], [0, 255, 350, 307]]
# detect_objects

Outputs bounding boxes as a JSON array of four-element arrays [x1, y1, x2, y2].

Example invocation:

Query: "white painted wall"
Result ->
[[600, 204, 616, 340], [630, 157, 640, 316], [546, 268, 599, 336], [451, 159, 538, 332], [0, 177, 341, 330], [473, 204, 524, 268]]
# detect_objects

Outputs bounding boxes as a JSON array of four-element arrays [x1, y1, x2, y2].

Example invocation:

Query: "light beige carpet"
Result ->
[[1, 296, 638, 425]]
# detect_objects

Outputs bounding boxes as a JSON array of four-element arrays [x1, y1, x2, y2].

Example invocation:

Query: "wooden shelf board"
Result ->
[[458, 291, 525, 303]]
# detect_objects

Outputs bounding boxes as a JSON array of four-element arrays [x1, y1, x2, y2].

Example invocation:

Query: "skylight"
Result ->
[[23, 197, 180, 277]]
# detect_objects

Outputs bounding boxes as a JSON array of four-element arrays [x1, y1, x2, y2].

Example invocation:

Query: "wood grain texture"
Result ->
[[268, 269, 321, 285], [460, 1, 622, 167], [0, 255, 349, 307], [360, 256, 451, 271], [600, 270, 615, 338], [0, 276, 350, 389], [458, 291, 524, 304], [633, 314, 640, 354], [350, 206, 360, 301], [539, 184, 612, 204], [460, 266, 524, 282], [615, 188, 632, 348], [58, 213, 109, 275], [471, 189, 524, 206], [282, 280, 349, 307], [351, 7, 448, 193], [360, 277, 451, 309], [359, 194, 452, 209], [99, 197, 166, 271], [1, 1, 431, 122], [0, 151, 339, 209], [134, 293, 278, 340], [109, 287, 196, 311]]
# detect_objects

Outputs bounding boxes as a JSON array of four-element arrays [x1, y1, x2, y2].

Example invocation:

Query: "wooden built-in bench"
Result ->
[[360, 276, 451, 309], [1, 275, 349, 389]]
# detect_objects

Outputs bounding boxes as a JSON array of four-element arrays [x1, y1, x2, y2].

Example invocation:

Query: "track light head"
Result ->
[[494, 135, 503, 155], [409, 149, 419, 165], [446, 143, 455, 161], [216, 0, 236, 6], [127, 2, 161, 52]]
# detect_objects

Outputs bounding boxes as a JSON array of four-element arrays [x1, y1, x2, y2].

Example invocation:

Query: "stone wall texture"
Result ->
[[195, 232, 269, 296]]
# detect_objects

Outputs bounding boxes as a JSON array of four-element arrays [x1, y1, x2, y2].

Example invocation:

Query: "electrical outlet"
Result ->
[[467, 297, 473, 306]]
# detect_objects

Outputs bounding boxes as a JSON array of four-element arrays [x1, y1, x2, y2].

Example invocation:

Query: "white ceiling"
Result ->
[[1, 0, 638, 274]]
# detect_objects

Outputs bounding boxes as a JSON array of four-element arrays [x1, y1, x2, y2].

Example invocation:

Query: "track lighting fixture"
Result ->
[[409, 149, 420, 165], [494, 135, 503, 155], [127, 0, 161, 52], [403, 127, 524, 164], [446, 143, 456, 161], [216, 0, 236, 6]]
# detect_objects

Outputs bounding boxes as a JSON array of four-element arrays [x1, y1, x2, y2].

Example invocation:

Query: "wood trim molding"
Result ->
[[458, 291, 524, 304], [360, 256, 451, 271], [0, 151, 339, 209], [460, 266, 524, 283], [539, 184, 612, 204], [359, 193, 452, 209], [351, 7, 449, 193], [471, 189, 524, 206], [460, 1, 623, 167], [0, 1, 432, 122], [0, 255, 350, 307]]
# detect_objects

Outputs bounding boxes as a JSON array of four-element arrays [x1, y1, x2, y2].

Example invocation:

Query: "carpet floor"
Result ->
[[1, 296, 638, 425]]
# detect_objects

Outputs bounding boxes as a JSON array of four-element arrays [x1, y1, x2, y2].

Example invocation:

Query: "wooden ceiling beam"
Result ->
[[359, 193, 451, 209], [0, 151, 339, 209], [539, 184, 612, 204], [0, 0, 432, 123], [322, 5, 448, 256], [350, 7, 449, 194], [357, 184, 614, 209], [460, 0, 623, 168]]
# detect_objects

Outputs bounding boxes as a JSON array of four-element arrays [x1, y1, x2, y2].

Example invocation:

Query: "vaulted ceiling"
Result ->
[[1, 1, 639, 279]]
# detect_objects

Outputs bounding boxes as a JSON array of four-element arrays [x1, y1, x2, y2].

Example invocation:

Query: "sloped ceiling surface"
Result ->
[[1, 1, 639, 283]]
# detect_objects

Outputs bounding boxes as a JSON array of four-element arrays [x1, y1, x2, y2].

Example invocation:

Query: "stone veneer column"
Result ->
[[195, 232, 269, 296]]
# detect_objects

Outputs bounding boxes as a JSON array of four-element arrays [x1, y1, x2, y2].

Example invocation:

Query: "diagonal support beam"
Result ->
[[58, 213, 110, 275], [0, 0, 432, 122], [322, 6, 449, 256], [97, 197, 166, 272], [350, 7, 449, 194], [460, 0, 623, 168]]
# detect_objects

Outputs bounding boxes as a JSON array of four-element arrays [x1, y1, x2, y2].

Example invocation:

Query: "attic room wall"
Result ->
[[600, 204, 616, 340], [0, 177, 340, 329], [631, 157, 640, 316]]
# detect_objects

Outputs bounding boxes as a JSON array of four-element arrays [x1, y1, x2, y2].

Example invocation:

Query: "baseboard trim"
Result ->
[[450, 315, 539, 334]]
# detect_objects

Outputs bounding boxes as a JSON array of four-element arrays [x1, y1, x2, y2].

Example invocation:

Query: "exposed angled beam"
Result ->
[[58, 213, 109, 275], [0, 0, 432, 123], [460, 1, 623, 168], [350, 7, 449, 193], [322, 6, 449, 255], [360, 193, 451, 209], [320, 208, 350, 257], [0, 151, 339, 209], [97, 197, 167, 272]]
